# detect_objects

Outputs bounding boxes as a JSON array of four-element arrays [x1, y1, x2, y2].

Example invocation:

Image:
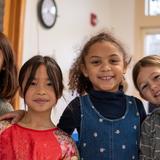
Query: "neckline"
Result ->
[[14, 123, 58, 132], [89, 89, 124, 99], [85, 95, 129, 122]]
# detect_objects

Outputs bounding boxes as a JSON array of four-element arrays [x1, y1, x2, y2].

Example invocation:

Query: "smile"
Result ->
[[34, 99, 49, 104], [154, 91, 160, 97], [98, 76, 113, 80]]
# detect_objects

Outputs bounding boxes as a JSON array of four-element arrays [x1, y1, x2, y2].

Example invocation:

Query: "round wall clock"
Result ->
[[38, 0, 58, 29]]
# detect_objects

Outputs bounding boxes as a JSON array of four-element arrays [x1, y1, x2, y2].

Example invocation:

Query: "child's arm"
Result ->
[[57, 97, 80, 135], [63, 136, 80, 160], [0, 110, 25, 123], [67, 156, 79, 160], [140, 117, 153, 159], [55, 128, 79, 160]]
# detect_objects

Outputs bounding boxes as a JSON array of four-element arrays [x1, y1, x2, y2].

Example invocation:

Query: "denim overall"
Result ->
[[79, 95, 140, 160]]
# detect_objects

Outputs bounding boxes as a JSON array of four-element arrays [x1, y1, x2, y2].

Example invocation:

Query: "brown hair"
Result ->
[[69, 32, 131, 95], [132, 55, 160, 91], [0, 32, 18, 100], [19, 55, 64, 101]]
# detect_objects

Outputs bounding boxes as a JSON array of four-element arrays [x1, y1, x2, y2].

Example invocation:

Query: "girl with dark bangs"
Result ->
[[0, 55, 79, 159]]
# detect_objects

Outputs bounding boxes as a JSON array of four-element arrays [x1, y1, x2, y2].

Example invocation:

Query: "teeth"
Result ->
[[100, 76, 112, 80], [155, 91, 160, 97]]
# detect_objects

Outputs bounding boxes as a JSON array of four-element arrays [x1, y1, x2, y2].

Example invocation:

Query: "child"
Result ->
[[0, 55, 79, 160], [0, 32, 146, 159], [58, 32, 146, 159], [132, 55, 160, 160], [0, 32, 18, 116]]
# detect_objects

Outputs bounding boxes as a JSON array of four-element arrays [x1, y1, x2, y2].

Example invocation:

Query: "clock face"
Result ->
[[38, 0, 57, 28]]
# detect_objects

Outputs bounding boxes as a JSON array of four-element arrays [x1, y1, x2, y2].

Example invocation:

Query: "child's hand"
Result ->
[[0, 110, 25, 124], [65, 156, 79, 160], [71, 156, 79, 160]]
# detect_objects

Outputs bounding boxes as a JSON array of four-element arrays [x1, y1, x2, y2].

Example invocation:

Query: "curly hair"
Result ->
[[68, 32, 131, 95]]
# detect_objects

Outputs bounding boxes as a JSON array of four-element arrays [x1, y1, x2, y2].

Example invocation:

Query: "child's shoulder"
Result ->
[[67, 96, 80, 110], [141, 108, 160, 135], [0, 120, 12, 134], [125, 95, 144, 106], [145, 108, 160, 122], [54, 128, 79, 159], [126, 94, 141, 100], [142, 108, 160, 126], [54, 128, 74, 142]]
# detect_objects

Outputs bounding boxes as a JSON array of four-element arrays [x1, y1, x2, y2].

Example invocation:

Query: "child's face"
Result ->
[[81, 41, 126, 92], [137, 66, 160, 106], [0, 50, 4, 71], [22, 64, 57, 112]]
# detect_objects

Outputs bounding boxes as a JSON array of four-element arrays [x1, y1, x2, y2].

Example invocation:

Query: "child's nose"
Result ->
[[37, 86, 46, 95], [101, 63, 111, 71]]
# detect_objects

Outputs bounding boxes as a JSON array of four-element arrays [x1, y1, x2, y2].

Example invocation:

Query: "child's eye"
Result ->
[[31, 81, 36, 85], [154, 74, 160, 81], [90, 60, 101, 65], [110, 59, 120, 64], [47, 82, 52, 86], [140, 84, 148, 92]]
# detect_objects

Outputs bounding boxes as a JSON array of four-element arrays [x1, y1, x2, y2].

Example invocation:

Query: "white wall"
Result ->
[[109, 0, 136, 95], [22, 0, 135, 124]]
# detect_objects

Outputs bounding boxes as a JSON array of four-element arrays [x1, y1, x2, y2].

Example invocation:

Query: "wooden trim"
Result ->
[[3, 0, 26, 109], [135, 0, 160, 61]]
